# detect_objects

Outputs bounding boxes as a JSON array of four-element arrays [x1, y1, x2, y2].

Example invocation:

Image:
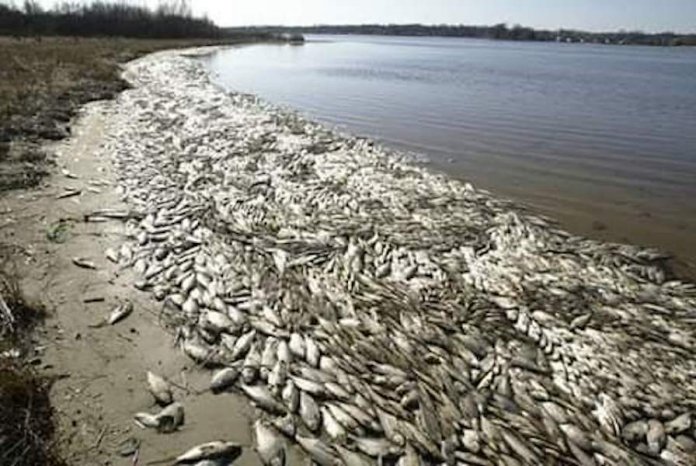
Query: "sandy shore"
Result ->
[[1, 47, 695, 465]]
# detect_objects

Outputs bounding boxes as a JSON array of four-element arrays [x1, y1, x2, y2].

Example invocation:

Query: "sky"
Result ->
[[28, 0, 696, 33]]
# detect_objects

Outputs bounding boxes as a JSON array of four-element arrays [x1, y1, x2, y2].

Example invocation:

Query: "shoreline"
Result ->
[[2, 46, 696, 464]]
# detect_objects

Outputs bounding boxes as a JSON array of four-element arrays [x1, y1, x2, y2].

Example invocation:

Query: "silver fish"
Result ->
[[210, 367, 240, 393], [282, 380, 300, 413], [175, 441, 242, 464], [147, 371, 173, 406], [241, 384, 286, 415], [108, 302, 133, 325], [296, 435, 339, 466], [299, 391, 322, 431], [254, 420, 285, 466]]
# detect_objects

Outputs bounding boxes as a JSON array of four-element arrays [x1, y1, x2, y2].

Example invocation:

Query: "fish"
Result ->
[[108, 301, 133, 325], [156, 402, 185, 433], [305, 336, 320, 367], [210, 367, 240, 393], [282, 380, 300, 413], [335, 445, 373, 466], [268, 360, 287, 394], [254, 420, 285, 466], [322, 406, 347, 440], [242, 342, 262, 383], [134, 412, 160, 429], [231, 330, 256, 361], [175, 441, 242, 464], [241, 385, 286, 415], [72, 257, 97, 269], [647, 419, 666, 454], [147, 371, 173, 406], [295, 435, 340, 466], [299, 391, 322, 431], [289, 333, 306, 359]]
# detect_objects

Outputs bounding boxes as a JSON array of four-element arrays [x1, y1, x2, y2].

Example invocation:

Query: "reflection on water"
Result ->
[[203, 35, 696, 275]]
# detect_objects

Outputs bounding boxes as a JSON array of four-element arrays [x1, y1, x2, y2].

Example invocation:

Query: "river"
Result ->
[[202, 35, 696, 276]]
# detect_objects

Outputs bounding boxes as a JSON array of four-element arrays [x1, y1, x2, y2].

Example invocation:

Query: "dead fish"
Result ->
[[147, 371, 173, 406], [325, 382, 352, 400], [72, 257, 97, 269], [622, 420, 648, 443], [299, 391, 322, 431], [231, 330, 256, 361], [277, 340, 291, 364], [289, 333, 306, 359], [335, 445, 372, 466], [647, 419, 666, 454], [254, 420, 285, 466], [290, 375, 324, 396], [272, 413, 297, 437], [666, 412, 692, 435], [395, 443, 422, 466], [296, 435, 339, 466], [134, 412, 160, 429], [157, 402, 185, 433], [500, 429, 538, 463], [322, 406, 347, 440], [105, 247, 120, 263], [61, 168, 79, 179], [282, 380, 300, 413], [241, 384, 286, 415], [175, 441, 242, 464], [183, 339, 215, 365], [268, 360, 287, 394], [570, 313, 592, 330], [57, 188, 81, 199], [210, 367, 240, 394], [351, 436, 399, 458], [242, 342, 262, 384], [261, 338, 278, 379], [305, 336, 320, 367], [108, 301, 133, 325]]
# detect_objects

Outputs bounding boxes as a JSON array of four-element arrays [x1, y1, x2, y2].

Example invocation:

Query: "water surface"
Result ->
[[203, 35, 696, 275]]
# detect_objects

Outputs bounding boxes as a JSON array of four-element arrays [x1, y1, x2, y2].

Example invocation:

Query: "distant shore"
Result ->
[[228, 24, 696, 46]]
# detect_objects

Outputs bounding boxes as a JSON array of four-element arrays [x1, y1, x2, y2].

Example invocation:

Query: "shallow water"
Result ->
[[202, 35, 696, 276]]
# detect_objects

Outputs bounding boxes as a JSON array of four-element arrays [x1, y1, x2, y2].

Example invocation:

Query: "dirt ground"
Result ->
[[0, 101, 269, 465]]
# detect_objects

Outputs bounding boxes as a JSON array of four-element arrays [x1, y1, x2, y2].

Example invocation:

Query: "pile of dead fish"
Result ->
[[97, 49, 696, 465]]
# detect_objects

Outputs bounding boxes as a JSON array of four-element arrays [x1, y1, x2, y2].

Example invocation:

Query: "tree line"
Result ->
[[230, 24, 696, 47], [0, 0, 239, 39]]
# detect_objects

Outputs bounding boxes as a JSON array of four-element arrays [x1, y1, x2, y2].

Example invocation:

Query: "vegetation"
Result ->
[[0, 1, 279, 192], [231, 23, 696, 46], [0, 0, 223, 38], [1, 247, 63, 466]]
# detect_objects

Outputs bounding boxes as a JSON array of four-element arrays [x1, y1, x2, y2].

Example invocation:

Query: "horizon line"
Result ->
[[221, 22, 696, 36]]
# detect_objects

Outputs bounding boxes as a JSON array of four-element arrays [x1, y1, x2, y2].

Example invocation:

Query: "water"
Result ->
[[203, 35, 696, 275]]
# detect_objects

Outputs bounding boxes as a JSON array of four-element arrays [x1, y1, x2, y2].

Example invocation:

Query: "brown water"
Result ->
[[203, 35, 696, 278]]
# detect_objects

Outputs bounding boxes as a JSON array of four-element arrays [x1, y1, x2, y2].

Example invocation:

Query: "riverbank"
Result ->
[[0, 37, 269, 192], [2, 46, 696, 465]]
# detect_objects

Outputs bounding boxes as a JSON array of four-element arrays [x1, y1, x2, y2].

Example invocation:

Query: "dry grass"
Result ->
[[0, 36, 241, 191], [0, 246, 62, 466]]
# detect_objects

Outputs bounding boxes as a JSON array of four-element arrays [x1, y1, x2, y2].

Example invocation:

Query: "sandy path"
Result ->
[[0, 102, 263, 465]]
